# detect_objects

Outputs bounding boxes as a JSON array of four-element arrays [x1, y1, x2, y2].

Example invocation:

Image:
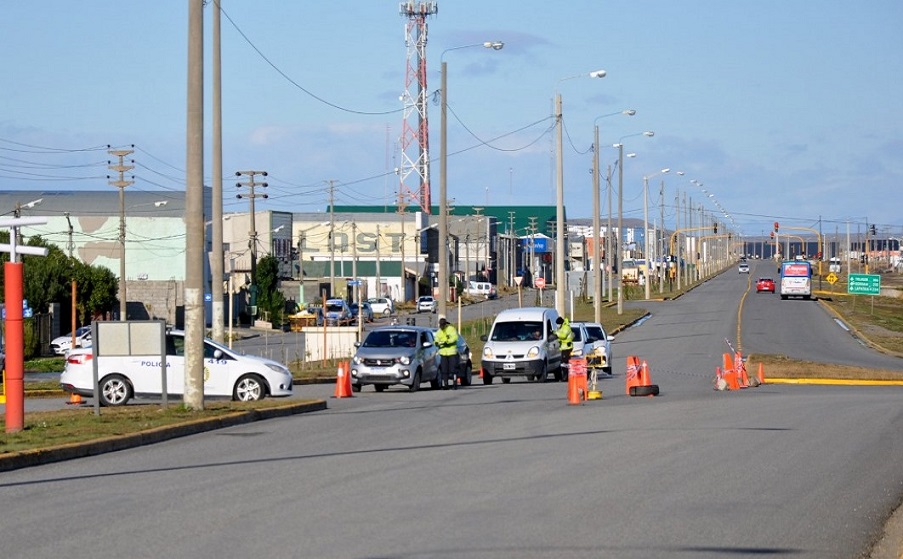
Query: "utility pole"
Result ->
[[211, 0, 225, 343], [328, 180, 336, 297], [185, 0, 205, 411], [659, 180, 665, 294], [108, 145, 134, 321], [236, 169, 268, 315]]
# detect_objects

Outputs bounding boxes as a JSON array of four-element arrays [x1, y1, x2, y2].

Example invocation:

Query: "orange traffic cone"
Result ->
[[757, 363, 766, 385], [629, 360, 659, 397], [66, 392, 84, 405], [625, 355, 641, 395], [567, 360, 585, 405], [722, 353, 740, 390], [333, 361, 353, 398], [736, 352, 749, 388]]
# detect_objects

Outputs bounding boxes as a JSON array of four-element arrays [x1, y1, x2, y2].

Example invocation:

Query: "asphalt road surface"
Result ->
[[3, 271, 903, 559]]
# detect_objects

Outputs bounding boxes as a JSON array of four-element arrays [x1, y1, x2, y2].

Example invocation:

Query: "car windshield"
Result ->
[[363, 330, 419, 348], [326, 303, 345, 313], [584, 325, 606, 341], [490, 321, 544, 342]]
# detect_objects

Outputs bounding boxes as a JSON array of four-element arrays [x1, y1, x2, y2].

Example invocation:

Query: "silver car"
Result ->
[[350, 326, 440, 392], [572, 321, 614, 374]]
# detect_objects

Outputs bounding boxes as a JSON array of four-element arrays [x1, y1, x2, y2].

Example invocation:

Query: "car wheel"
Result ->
[[351, 383, 362, 393], [409, 369, 421, 392], [99, 374, 131, 406], [501, 377, 511, 384], [234, 374, 266, 402], [482, 370, 494, 385], [374, 384, 387, 392], [462, 361, 472, 386], [383, 308, 391, 317]]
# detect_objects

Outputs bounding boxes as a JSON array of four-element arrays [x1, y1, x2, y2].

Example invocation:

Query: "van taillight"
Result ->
[[67, 354, 93, 365]]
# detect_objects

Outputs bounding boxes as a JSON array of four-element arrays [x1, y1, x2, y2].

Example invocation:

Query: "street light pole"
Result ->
[[592, 110, 635, 322], [438, 41, 503, 318], [554, 69, 606, 316], [643, 168, 670, 300]]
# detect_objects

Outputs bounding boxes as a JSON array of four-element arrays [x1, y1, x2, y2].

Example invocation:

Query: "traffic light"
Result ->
[[713, 222, 718, 233], [770, 231, 774, 238], [869, 224, 877, 235], [773, 221, 779, 232]]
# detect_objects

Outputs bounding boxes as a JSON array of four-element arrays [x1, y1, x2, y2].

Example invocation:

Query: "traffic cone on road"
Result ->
[[625, 355, 641, 395], [66, 392, 84, 406], [629, 360, 659, 397], [722, 353, 740, 390], [736, 352, 749, 388], [333, 361, 353, 398], [567, 362, 585, 405], [757, 363, 766, 385]]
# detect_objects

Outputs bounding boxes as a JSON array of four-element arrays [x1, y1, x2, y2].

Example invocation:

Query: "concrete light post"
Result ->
[[592, 110, 635, 323], [613, 131, 654, 315], [439, 40, 503, 317], [642, 168, 670, 300], [555, 69, 606, 316]]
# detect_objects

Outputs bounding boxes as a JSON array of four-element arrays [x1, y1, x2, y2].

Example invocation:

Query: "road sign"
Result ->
[[848, 273, 880, 295], [347, 280, 361, 286], [535, 277, 546, 289], [826, 272, 838, 285]]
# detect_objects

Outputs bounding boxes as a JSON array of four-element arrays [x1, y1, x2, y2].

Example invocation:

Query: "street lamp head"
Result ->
[[643, 131, 654, 137], [483, 41, 504, 50], [661, 168, 671, 174], [589, 69, 607, 78], [626, 153, 637, 158], [624, 109, 637, 116], [154, 201, 168, 208]]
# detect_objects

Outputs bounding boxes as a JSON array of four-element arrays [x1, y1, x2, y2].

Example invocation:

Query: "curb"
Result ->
[[0, 400, 327, 473]]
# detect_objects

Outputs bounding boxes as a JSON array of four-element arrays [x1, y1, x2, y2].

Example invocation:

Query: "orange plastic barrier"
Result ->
[[568, 357, 588, 405], [625, 355, 642, 395], [333, 360, 354, 398]]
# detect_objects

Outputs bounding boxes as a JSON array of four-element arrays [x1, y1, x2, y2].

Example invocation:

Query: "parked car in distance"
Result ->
[[738, 262, 750, 274], [417, 295, 437, 313], [50, 325, 93, 356], [349, 301, 374, 323], [350, 326, 440, 392], [324, 298, 353, 325], [367, 297, 395, 317], [756, 277, 776, 293], [465, 281, 497, 300], [573, 321, 614, 374], [434, 329, 473, 386], [60, 329, 293, 406]]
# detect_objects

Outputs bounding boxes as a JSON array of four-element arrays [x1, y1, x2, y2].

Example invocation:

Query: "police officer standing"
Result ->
[[555, 316, 574, 382], [435, 314, 460, 390]]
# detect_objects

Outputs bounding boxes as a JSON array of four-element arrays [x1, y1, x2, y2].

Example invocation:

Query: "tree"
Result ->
[[255, 255, 285, 327]]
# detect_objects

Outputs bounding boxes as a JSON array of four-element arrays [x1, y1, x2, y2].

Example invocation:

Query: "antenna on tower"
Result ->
[[398, 1, 438, 214]]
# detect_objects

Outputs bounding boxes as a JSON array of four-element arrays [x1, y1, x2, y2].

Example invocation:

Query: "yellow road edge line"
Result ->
[[766, 378, 903, 386]]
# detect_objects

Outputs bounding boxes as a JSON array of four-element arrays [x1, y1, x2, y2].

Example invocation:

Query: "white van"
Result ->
[[465, 281, 497, 299], [480, 307, 562, 384]]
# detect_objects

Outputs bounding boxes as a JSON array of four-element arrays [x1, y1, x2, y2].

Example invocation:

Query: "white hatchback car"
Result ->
[[60, 330, 294, 406], [50, 325, 93, 355]]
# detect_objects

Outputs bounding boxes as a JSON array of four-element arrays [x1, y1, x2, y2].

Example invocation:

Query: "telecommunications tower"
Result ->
[[398, 1, 437, 213]]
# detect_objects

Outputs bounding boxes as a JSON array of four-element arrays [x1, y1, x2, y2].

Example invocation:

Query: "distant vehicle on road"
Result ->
[[756, 277, 776, 293], [738, 262, 750, 274], [780, 260, 812, 300], [417, 296, 437, 313], [50, 326, 92, 356], [350, 302, 373, 323], [367, 297, 395, 317]]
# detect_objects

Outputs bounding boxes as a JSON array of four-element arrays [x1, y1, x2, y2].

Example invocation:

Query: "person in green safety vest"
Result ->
[[555, 316, 574, 382], [435, 314, 460, 390]]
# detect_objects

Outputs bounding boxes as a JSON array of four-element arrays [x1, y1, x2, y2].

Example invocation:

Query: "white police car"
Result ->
[[60, 329, 294, 406]]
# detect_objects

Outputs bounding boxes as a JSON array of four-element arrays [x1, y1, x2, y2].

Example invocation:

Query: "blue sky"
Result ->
[[2, 1, 901, 239]]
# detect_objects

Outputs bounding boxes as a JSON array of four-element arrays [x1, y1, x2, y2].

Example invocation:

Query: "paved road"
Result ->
[[3, 273, 903, 558]]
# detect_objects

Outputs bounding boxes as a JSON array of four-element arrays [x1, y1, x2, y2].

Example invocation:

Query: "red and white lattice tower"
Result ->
[[398, 1, 437, 214]]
